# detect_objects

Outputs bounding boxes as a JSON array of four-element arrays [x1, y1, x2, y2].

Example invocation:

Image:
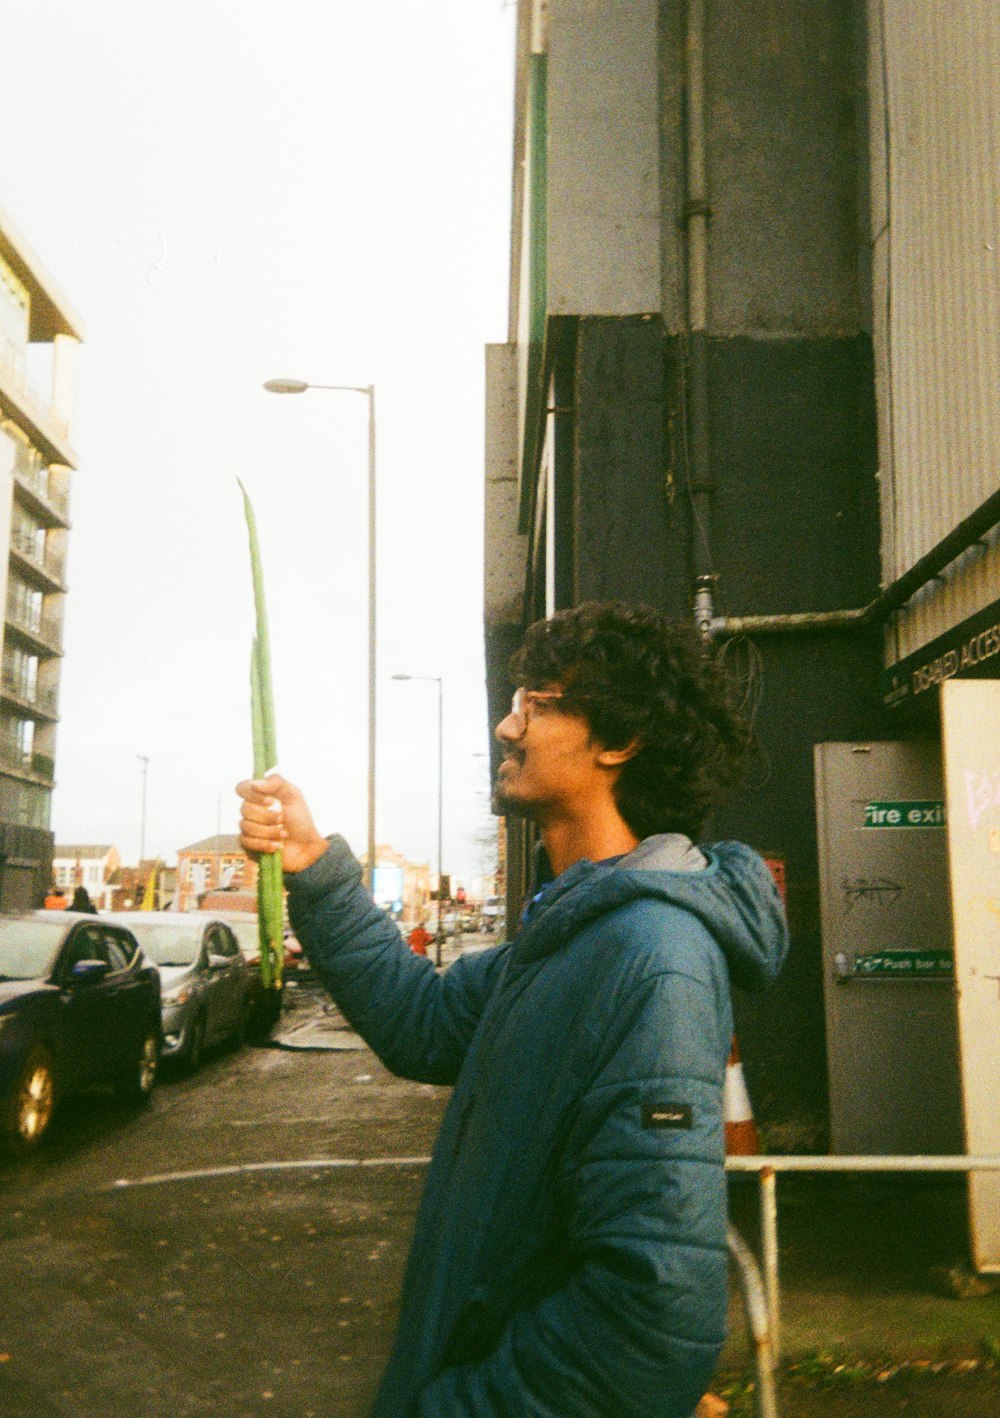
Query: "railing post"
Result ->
[[760, 1166, 780, 1362], [727, 1223, 779, 1418]]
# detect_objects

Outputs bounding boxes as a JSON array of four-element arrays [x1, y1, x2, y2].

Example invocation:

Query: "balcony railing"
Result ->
[[0, 676, 58, 716], [0, 742, 31, 774], [4, 601, 62, 651], [31, 751, 54, 781], [12, 455, 70, 520], [0, 742, 55, 781], [9, 532, 66, 584], [5, 600, 39, 635], [0, 342, 69, 443]]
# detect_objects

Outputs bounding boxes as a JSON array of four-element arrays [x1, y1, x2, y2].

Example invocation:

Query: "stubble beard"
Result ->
[[491, 781, 529, 818]]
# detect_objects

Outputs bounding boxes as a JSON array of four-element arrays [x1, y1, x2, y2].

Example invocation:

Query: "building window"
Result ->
[[15, 581, 41, 634], [2, 645, 38, 700], [11, 507, 45, 564]]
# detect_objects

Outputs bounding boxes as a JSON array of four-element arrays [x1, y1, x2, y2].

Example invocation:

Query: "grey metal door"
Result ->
[[815, 740, 963, 1154]]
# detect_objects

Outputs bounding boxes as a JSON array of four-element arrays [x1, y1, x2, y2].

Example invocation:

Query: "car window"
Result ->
[[208, 925, 239, 959], [0, 918, 73, 981], [121, 922, 200, 967], [102, 931, 135, 972], [60, 927, 108, 977], [228, 920, 259, 956]]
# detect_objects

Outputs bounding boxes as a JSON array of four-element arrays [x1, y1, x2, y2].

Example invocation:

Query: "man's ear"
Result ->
[[595, 740, 640, 769]]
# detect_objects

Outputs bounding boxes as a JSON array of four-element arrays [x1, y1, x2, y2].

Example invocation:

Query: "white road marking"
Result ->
[[108, 1155, 432, 1190]]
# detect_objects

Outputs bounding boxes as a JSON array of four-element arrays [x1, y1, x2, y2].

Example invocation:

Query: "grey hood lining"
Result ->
[[617, 834, 708, 873]]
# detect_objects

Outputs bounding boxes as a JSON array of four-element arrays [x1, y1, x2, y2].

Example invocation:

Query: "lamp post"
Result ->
[[263, 377, 378, 890], [391, 673, 444, 967], [137, 754, 149, 862]]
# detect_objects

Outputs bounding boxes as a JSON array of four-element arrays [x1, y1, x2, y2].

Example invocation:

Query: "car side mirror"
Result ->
[[207, 954, 230, 971], [71, 959, 111, 985]]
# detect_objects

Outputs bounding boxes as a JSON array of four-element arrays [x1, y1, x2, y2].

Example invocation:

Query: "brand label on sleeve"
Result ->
[[642, 1103, 692, 1130]]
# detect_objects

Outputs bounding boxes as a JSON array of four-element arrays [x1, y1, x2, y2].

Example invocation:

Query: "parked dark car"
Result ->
[[0, 912, 161, 1152], [105, 913, 254, 1072]]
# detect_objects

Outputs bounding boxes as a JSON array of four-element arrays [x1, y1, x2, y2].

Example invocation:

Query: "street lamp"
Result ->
[[263, 376, 378, 890], [391, 673, 444, 967], [137, 754, 149, 862]]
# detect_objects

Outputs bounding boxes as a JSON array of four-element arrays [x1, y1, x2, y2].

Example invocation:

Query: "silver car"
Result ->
[[105, 912, 253, 1072]]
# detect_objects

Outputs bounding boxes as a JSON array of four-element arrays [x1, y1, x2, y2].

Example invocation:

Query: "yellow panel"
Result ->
[[941, 679, 1000, 1271]]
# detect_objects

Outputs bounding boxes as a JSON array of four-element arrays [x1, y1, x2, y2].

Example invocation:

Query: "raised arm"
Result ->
[[237, 775, 506, 1083]]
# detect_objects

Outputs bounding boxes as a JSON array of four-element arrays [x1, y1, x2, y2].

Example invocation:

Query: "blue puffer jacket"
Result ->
[[287, 833, 788, 1418]]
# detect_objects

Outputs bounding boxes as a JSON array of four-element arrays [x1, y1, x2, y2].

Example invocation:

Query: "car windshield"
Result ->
[[0, 918, 71, 980], [226, 920, 260, 956], [124, 923, 201, 967]]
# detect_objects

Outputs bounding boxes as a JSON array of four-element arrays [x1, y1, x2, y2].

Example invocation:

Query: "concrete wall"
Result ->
[[702, 0, 866, 336], [547, 0, 661, 316]]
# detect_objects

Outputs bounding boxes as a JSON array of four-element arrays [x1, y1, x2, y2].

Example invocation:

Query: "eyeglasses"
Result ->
[[508, 687, 566, 737]]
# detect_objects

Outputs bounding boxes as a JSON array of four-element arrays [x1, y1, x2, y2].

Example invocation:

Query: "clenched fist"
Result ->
[[236, 774, 329, 875]]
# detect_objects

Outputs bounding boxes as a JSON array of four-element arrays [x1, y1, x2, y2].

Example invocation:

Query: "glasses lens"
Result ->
[[511, 688, 526, 732]]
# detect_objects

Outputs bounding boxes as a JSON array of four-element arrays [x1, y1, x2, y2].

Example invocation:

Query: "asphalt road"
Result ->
[[0, 980, 448, 1418]]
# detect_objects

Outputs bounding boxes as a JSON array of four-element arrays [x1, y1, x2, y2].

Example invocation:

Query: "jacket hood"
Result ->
[[512, 836, 788, 992]]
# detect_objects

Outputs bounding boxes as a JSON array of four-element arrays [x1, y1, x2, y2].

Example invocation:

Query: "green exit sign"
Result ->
[[852, 949, 954, 980], [862, 800, 945, 828]]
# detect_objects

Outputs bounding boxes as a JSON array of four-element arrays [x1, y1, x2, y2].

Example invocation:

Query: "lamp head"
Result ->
[[263, 378, 309, 394]]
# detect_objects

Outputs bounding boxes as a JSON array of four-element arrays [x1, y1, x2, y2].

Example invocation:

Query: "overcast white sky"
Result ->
[[0, 0, 516, 880]]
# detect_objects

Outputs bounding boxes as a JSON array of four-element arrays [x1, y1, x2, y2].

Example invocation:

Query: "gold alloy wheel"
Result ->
[[137, 1033, 158, 1095], [16, 1053, 55, 1144]]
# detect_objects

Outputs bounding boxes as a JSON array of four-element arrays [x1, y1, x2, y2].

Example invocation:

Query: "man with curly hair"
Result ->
[[238, 602, 787, 1418]]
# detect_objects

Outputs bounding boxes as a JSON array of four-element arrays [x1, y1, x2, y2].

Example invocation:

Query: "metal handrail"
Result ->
[[728, 1224, 778, 1418], [725, 1154, 1000, 1372]]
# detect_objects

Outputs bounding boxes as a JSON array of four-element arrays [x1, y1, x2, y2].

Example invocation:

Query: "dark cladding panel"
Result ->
[[574, 318, 687, 614], [714, 627, 886, 1134], [709, 334, 881, 617]]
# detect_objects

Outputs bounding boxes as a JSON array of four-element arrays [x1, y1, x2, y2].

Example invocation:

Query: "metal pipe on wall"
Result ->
[[684, 0, 714, 583], [708, 485, 1000, 639]]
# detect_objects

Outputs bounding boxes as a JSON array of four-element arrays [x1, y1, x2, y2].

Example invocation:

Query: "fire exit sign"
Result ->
[[862, 800, 945, 828]]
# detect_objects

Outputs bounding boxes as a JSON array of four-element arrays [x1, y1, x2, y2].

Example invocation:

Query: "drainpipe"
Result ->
[[684, 0, 713, 583], [706, 485, 1000, 638]]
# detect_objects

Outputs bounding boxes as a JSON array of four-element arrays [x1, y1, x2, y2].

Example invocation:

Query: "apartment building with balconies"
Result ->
[[0, 205, 81, 907]]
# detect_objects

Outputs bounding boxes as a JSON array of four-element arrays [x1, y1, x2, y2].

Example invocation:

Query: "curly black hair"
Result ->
[[510, 602, 753, 840]]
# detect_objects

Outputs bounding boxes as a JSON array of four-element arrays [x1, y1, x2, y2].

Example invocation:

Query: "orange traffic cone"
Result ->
[[724, 1036, 759, 1155]]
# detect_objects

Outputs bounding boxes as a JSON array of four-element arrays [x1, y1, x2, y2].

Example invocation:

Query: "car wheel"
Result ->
[[115, 1027, 159, 1104], [181, 1013, 206, 1075], [5, 1046, 57, 1152]]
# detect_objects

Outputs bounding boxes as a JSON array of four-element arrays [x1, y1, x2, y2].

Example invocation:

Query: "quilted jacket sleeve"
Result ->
[[286, 838, 507, 1085], [413, 962, 731, 1417]]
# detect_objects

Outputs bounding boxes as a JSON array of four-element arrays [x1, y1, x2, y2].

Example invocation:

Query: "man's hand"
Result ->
[[236, 774, 329, 875]]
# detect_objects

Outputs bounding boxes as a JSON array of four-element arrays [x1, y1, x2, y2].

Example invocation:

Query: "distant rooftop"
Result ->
[[178, 835, 244, 854], [0, 201, 84, 342], [54, 845, 115, 860]]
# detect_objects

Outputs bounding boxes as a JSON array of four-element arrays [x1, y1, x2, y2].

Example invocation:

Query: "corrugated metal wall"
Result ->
[[870, 0, 1000, 661]]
